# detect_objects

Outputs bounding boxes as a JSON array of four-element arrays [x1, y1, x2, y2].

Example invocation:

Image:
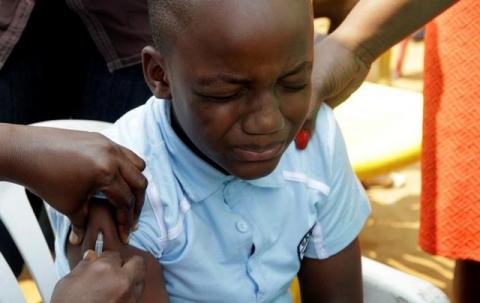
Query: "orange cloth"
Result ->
[[419, 0, 480, 261]]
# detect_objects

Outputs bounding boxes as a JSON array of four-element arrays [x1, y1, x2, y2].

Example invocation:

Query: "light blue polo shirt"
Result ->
[[48, 97, 370, 303]]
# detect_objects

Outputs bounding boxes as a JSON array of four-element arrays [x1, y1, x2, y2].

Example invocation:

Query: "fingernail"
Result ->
[[132, 222, 140, 232], [83, 250, 94, 260], [295, 130, 310, 150], [121, 232, 129, 244], [69, 230, 80, 245]]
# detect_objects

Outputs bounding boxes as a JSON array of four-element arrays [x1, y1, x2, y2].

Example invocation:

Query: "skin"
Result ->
[[0, 123, 150, 302], [454, 260, 480, 303], [52, 250, 147, 303], [293, 0, 365, 139], [298, 239, 363, 303], [312, 0, 360, 30], [0, 123, 147, 244], [67, 202, 169, 303], [141, 0, 363, 301], [301, 0, 456, 134], [143, 0, 313, 180]]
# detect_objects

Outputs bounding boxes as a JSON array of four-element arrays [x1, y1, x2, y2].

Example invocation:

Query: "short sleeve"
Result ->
[[45, 205, 73, 277], [303, 117, 371, 259], [46, 188, 167, 276], [128, 194, 166, 259]]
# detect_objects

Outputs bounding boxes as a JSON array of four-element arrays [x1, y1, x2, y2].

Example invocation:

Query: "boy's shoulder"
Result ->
[[306, 103, 338, 156], [102, 96, 184, 208], [102, 96, 165, 158], [279, 104, 340, 184], [101, 97, 186, 256]]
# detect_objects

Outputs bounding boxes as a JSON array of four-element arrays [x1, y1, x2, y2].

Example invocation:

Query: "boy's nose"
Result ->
[[242, 93, 285, 135]]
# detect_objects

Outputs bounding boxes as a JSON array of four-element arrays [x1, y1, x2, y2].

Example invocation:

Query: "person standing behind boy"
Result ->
[[299, 0, 480, 302], [50, 0, 371, 302], [0, 0, 152, 124]]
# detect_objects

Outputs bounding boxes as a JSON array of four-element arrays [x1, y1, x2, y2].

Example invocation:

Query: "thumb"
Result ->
[[83, 249, 97, 262], [69, 226, 85, 245], [71, 250, 97, 274]]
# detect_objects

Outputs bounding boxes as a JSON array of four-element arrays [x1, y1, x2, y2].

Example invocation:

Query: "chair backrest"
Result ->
[[0, 250, 28, 303], [291, 257, 450, 303], [0, 182, 58, 303], [362, 256, 450, 303], [0, 120, 113, 303]]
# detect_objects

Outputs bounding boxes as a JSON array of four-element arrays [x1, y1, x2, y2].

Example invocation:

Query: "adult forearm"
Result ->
[[0, 123, 48, 187], [0, 123, 23, 183], [313, 0, 359, 31], [332, 0, 456, 64], [0, 122, 146, 244]]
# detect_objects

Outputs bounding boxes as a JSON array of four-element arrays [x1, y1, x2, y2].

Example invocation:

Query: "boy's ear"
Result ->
[[142, 46, 172, 99]]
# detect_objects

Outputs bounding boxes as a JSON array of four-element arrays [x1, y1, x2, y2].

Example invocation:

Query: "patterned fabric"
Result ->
[[419, 0, 480, 261], [0, 0, 151, 72]]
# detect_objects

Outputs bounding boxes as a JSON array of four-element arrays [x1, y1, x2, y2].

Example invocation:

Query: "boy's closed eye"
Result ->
[[194, 75, 309, 102], [279, 63, 312, 91], [279, 80, 309, 91], [194, 88, 248, 102], [67, 201, 169, 303], [193, 75, 250, 102]]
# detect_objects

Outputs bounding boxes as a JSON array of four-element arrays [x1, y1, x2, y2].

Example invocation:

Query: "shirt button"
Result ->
[[236, 220, 249, 233]]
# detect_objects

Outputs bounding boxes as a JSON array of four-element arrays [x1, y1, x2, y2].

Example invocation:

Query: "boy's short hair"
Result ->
[[147, 0, 194, 54]]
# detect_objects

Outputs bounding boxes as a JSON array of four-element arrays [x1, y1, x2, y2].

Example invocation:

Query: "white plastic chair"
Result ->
[[291, 256, 450, 303], [0, 253, 25, 302], [0, 181, 58, 303], [362, 257, 450, 302], [0, 120, 112, 303], [0, 251, 26, 302]]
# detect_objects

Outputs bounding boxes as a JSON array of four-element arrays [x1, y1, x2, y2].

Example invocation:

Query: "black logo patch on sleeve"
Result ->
[[297, 224, 316, 261]]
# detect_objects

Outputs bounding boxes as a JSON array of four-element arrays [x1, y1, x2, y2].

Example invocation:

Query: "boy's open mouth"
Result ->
[[231, 142, 285, 162]]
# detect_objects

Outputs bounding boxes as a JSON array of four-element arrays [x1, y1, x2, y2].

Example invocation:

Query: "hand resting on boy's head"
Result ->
[[67, 202, 169, 303]]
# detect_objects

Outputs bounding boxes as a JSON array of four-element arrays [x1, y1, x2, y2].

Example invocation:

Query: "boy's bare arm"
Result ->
[[298, 238, 363, 303], [67, 202, 169, 303]]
